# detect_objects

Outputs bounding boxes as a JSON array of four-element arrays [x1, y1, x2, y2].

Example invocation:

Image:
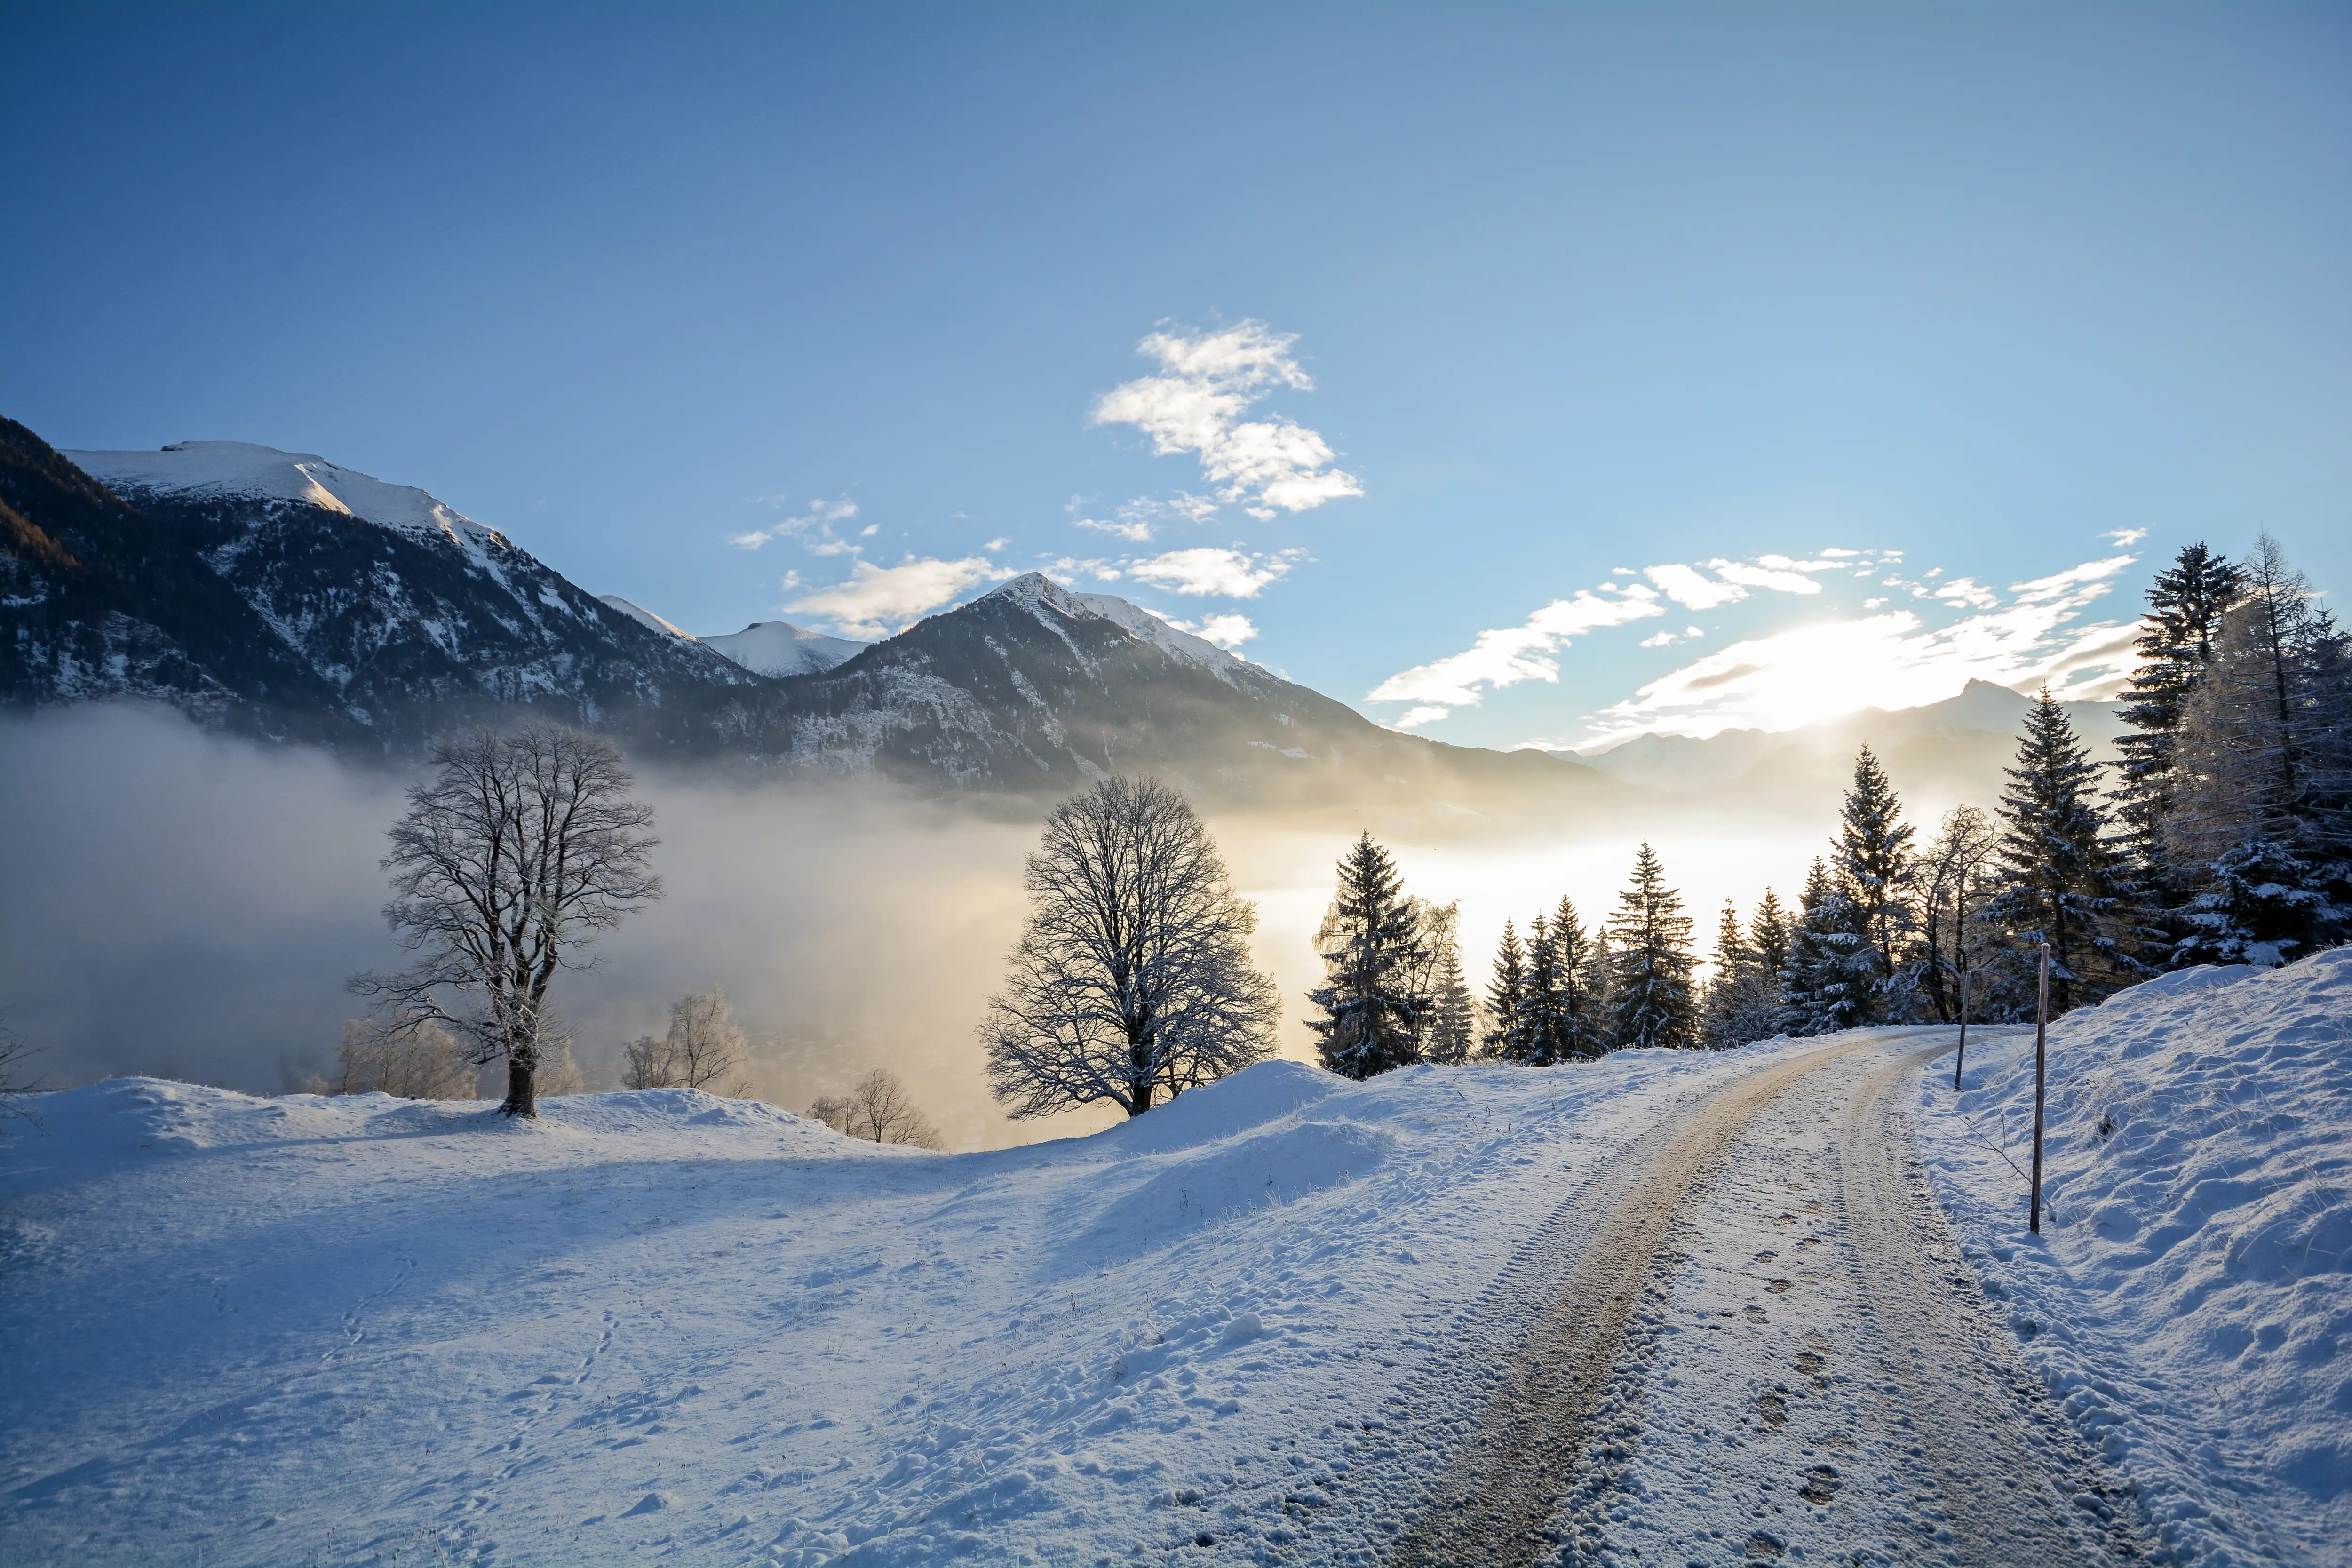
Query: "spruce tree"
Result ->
[[1607, 843, 1698, 1050], [1984, 690, 2139, 1013], [1701, 898, 1777, 1048], [1748, 889, 1792, 978], [2114, 542, 2242, 900], [1483, 920, 1527, 1059], [1833, 745, 1917, 1017], [1414, 901, 1479, 1064], [1551, 896, 1606, 1059], [1306, 833, 1429, 1078], [2163, 537, 2352, 963], [1580, 923, 1616, 1036], [1777, 858, 1874, 1035], [1521, 914, 1565, 1063]]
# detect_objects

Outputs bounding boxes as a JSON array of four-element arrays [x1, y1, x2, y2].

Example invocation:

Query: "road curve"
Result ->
[[1388, 1032, 2146, 1568]]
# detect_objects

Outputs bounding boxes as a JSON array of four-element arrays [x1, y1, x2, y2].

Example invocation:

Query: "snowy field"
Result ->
[[2, 1043, 1814, 1566], [1917, 949, 2352, 1567]]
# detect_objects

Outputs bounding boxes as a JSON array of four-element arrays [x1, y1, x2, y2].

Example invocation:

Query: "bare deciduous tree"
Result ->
[[1915, 804, 1999, 1023], [329, 1017, 479, 1099], [983, 776, 1279, 1118], [350, 724, 661, 1118], [808, 1068, 942, 1147], [0, 1014, 40, 1130], [623, 987, 752, 1095]]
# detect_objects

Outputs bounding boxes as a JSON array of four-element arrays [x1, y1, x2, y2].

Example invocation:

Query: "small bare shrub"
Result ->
[[622, 987, 751, 1095], [808, 1067, 942, 1148]]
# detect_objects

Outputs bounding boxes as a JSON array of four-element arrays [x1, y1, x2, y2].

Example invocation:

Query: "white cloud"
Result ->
[[1171, 613, 1258, 650], [1391, 705, 1453, 730], [1640, 630, 1681, 648], [787, 555, 1014, 639], [731, 497, 859, 551], [1069, 492, 1219, 542], [1090, 322, 1362, 515], [1125, 547, 1298, 598], [2105, 528, 2149, 545], [1711, 558, 1825, 595], [1930, 577, 2000, 609], [1366, 588, 1665, 708], [1575, 552, 2140, 745], [1645, 563, 1748, 611]]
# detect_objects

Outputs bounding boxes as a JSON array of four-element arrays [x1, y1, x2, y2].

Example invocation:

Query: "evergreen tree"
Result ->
[[1983, 690, 2140, 1013], [2163, 537, 2352, 964], [1700, 898, 1777, 1048], [2114, 542, 2243, 899], [1607, 843, 1698, 1050], [1483, 920, 1527, 1058], [1580, 923, 1616, 1034], [1520, 914, 1565, 1062], [1550, 895, 1607, 1059], [1777, 858, 1874, 1035], [1833, 745, 1917, 1017], [1306, 833, 1429, 1078], [1748, 889, 1792, 978]]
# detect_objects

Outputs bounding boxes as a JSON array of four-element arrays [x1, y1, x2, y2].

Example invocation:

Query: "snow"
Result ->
[[701, 621, 869, 677], [599, 595, 700, 642], [0, 1045, 1806, 1565], [983, 572, 1248, 685], [67, 441, 503, 553], [1917, 949, 2352, 1565]]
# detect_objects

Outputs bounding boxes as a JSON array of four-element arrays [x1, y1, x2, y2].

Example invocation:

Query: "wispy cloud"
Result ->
[[1067, 492, 1219, 543], [1158, 611, 1258, 650], [1391, 705, 1453, 730], [1125, 547, 1300, 598], [1367, 586, 1665, 708], [2104, 528, 2149, 545], [731, 496, 859, 551], [787, 556, 1015, 639], [1565, 552, 2141, 746], [1090, 321, 1363, 518]]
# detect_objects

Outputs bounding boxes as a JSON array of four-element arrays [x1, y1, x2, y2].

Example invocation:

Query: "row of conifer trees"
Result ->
[[1303, 534, 2350, 1075]]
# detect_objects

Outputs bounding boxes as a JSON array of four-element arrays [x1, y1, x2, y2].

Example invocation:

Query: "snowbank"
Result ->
[[1, 1047, 1798, 1565], [1917, 949, 2352, 1566]]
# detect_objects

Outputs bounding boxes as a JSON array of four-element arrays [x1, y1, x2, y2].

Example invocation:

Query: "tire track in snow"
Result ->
[[1387, 1035, 1883, 1566]]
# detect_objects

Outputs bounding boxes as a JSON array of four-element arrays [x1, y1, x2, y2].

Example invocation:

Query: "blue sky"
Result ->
[[6, 3, 2347, 750]]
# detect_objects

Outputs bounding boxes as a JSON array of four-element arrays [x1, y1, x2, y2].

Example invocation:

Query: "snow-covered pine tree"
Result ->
[[1413, 899, 1479, 1064], [1519, 914, 1568, 1063], [2113, 542, 2242, 907], [2163, 536, 2352, 964], [1700, 899, 1778, 1048], [1483, 920, 1528, 1059], [1777, 858, 1874, 1035], [1833, 745, 1918, 1019], [1983, 690, 2141, 1013], [1581, 922, 1615, 1033], [1748, 889, 1792, 979], [1306, 832, 1430, 1078], [1551, 895, 1607, 1059], [1607, 843, 1698, 1050]]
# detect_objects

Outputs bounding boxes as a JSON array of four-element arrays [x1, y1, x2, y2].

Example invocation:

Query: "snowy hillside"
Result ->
[[0, 1047, 1798, 1565], [1917, 951, 2352, 1566], [68, 441, 505, 555], [701, 620, 869, 677]]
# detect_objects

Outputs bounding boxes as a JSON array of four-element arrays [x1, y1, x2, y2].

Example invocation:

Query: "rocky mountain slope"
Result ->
[[1, 422, 757, 747]]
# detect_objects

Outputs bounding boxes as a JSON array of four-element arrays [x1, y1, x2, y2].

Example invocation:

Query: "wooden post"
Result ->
[[1954, 962, 1970, 1090], [2029, 940, 2050, 1234]]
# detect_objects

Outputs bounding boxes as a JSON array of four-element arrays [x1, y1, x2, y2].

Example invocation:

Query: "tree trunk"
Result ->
[[1126, 1082, 1153, 1117], [500, 1055, 537, 1118]]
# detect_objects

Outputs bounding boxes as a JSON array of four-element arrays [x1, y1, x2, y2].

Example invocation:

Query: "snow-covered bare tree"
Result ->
[[624, 987, 752, 1095], [1307, 833, 1429, 1078], [809, 1067, 943, 1148], [1984, 690, 2140, 1013], [350, 724, 662, 1118], [330, 1017, 478, 1099], [2163, 536, 2352, 964], [1407, 900, 1478, 1064], [983, 777, 1278, 1118], [1607, 843, 1697, 1050], [1913, 805, 1998, 1023]]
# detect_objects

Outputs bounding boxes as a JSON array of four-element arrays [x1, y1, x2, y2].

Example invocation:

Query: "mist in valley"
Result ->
[[0, 701, 2030, 1148]]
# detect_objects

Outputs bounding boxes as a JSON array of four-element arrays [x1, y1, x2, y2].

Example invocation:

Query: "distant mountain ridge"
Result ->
[[0, 423, 1629, 820]]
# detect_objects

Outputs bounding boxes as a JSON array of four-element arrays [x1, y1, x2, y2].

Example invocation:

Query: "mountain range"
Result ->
[[0, 420, 1631, 819]]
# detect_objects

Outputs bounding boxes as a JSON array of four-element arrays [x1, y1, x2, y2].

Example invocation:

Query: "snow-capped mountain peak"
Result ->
[[979, 572, 1243, 682], [700, 620, 868, 677], [66, 441, 501, 552], [598, 595, 699, 641]]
